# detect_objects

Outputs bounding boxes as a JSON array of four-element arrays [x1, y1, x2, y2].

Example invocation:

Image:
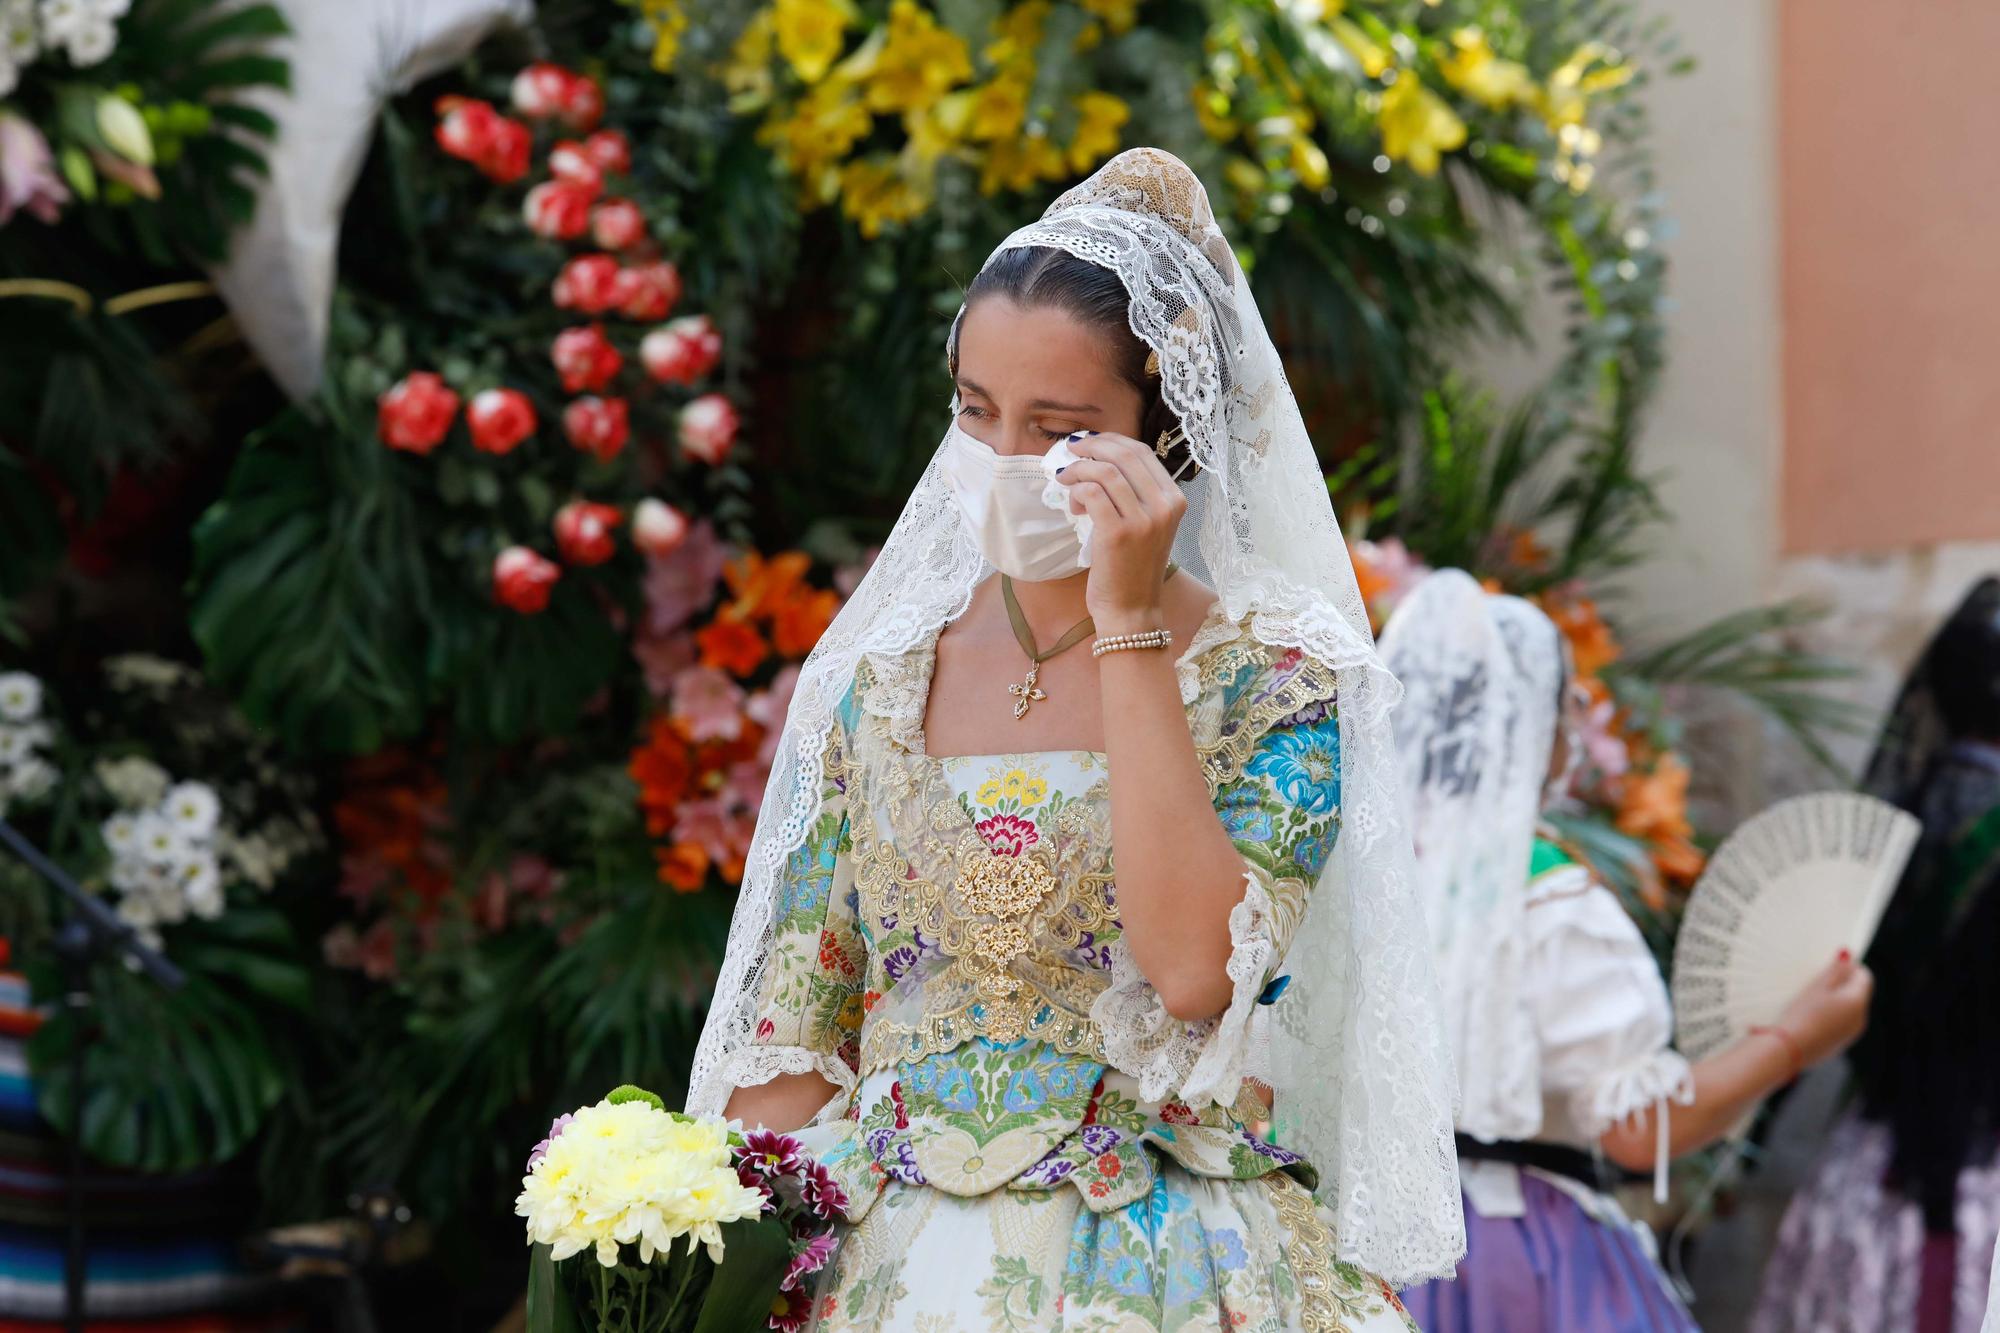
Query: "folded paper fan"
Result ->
[[1671, 792, 1919, 1062]]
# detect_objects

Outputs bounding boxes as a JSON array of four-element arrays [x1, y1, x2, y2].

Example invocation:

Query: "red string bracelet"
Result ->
[[1750, 1024, 1804, 1082]]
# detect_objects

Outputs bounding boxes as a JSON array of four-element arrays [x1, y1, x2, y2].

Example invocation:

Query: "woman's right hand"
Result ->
[[1771, 952, 1875, 1070]]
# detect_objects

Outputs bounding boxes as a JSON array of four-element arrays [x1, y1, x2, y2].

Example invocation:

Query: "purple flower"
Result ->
[[1018, 1153, 1079, 1187], [0, 114, 70, 227], [780, 1230, 840, 1292], [1078, 1124, 1124, 1155], [802, 1160, 849, 1220], [881, 945, 918, 981], [526, 1113, 573, 1169], [1240, 1134, 1303, 1166], [880, 1140, 926, 1185], [741, 1128, 806, 1178]]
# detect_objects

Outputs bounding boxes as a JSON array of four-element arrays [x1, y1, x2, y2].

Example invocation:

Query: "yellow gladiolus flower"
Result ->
[[864, 0, 973, 114], [1066, 91, 1129, 172], [1078, 0, 1140, 36], [1290, 132, 1331, 189], [758, 78, 871, 202], [986, 0, 1050, 68], [1540, 40, 1634, 129], [773, 0, 854, 85], [638, 0, 689, 71], [1437, 27, 1536, 110], [905, 92, 971, 163], [1377, 75, 1466, 175], [1192, 81, 1237, 143], [724, 9, 778, 106], [1329, 16, 1391, 79], [839, 155, 930, 236], [966, 69, 1032, 141]]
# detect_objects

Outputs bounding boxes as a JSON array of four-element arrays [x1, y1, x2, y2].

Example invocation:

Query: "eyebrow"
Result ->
[[956, 377, 1102, 415]]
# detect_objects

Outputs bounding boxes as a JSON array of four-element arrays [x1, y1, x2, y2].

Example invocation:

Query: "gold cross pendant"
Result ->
[[1008, 662, 1047, 719]]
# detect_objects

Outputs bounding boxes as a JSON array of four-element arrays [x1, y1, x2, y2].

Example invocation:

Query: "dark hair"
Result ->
[[1928, 583, 2000, 739], [955, 247, 1193, 476]]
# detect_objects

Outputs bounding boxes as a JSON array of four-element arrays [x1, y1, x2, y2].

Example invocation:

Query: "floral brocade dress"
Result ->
[[739, 609, 1417, 1333]]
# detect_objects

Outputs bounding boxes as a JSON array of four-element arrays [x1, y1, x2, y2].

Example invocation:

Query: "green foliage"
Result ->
[[27, 905, 313, 1173]]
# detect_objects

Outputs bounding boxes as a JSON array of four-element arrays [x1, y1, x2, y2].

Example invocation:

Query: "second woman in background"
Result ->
[[1383, 569, 1873, 1333]]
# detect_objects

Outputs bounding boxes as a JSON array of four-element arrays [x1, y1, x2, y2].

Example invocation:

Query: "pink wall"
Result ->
[[1780, 0, 2000, 555]]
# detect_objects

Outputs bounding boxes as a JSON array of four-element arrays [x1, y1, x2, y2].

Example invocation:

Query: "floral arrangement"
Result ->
[[0, 669, 55, 811], [518, 1084, 846, 1333]]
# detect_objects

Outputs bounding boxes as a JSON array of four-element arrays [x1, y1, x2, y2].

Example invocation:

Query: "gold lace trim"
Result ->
[[1188, 639, 1342, 801], [1267, 1173, 1360, 1333]]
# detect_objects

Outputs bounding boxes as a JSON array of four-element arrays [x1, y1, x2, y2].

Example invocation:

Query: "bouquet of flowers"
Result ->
[[519, 1085, 845, 1333]]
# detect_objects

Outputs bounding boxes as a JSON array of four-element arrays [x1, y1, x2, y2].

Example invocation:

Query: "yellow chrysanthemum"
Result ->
[[1436, 27, 1536, 110], [1077, 0, 1139, 36], [1066, 91, 1128, 172], [1377, 74, 1466, 175], [839, 155, 930, 236], [515, 1100, 764, 1268], [863, 0, 972, 114], [773, 0, 854, 84]]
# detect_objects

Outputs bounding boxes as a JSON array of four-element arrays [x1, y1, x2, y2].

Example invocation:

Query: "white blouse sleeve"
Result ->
[[1527, 872, 1694, 1200]]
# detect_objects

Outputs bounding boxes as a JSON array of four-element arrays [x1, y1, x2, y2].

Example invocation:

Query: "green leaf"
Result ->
[[691, 1217, 792, 1333], [527, 1244, 584, 1333]]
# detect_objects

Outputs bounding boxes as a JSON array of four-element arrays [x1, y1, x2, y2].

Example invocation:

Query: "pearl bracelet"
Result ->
[[1091, 628, 1174, 657]]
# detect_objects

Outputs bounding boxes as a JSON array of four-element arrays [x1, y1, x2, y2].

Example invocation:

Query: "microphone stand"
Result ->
[[0, 816, 184, 1333]]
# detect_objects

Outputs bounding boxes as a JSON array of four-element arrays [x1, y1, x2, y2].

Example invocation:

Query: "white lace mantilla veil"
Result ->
[[684, 148, 1465, 1284], [1377, 570, 1565, 1144]]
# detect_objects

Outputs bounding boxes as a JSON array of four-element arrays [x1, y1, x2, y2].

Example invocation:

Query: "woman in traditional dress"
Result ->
[[1381, 570, 1872, 1333], [1753, 577, 2000, 1333], [684, 148, 1465, 1331]]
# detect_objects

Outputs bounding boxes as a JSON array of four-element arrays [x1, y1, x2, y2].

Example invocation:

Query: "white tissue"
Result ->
[[1039, 438, 1095, 568]]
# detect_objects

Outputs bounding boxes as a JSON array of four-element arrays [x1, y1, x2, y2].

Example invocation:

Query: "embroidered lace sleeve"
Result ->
[[720, 715, 863, 1102], [1093, 637, 1341, 1108]]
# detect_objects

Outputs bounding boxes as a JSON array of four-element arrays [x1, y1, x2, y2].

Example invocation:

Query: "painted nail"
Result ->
[[1055, 466, 1067, 476], [1837, 948, 1852, 963]]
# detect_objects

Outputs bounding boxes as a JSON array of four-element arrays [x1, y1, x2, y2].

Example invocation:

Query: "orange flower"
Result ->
[[628, 715, 693, 836], [1615, 753, 1693, 843], [1497, 524, 1553, 576], [696, 619, 770, 676], [1349, 543, 1389, 621], [1540, 587, 1621, 678], [655, 839, 709, 891], [724, 550, 812, 620], [770, 585, 840, 657], [1652, 834, 1706, 886]]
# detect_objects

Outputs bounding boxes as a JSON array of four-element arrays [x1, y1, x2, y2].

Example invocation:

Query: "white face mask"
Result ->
[[937, 422, 1086, 582]]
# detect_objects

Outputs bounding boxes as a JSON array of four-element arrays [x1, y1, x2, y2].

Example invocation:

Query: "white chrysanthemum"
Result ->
[[11, 756, 54, 799], [0, 0, 37, 70], [102, 653, 188, 692], [0, 725, 30, 764], [0, 672, 39, 723], [62, 16, 111, 63], [133, 811, 189, 867], [179, 857, 224, 919], [163, 780, 221, 839], [223, 831, 281, 889], [97, 755, 169, 808], [515, 1101, 764, 1268], [101, 811, 141, 856]]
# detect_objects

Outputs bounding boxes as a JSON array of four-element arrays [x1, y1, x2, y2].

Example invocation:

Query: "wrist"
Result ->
[[1749, 1023, 1804, 1082], [1090, 604, 1164, 636]]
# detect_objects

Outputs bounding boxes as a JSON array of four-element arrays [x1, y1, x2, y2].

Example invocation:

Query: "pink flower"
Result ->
[[724, 759, 769, 816], [612, 261, 681, 321], [358, 920, 399, 981], [321, 923, 362, 969], [834, 549, 880, 598], [746, 665, 800, 765], [509, 63, 577, 120], [781, 1231, 840, 1292], [641, 520, 728, 635], [377, 371, 459, 454], [481, 118, 531, 184], [560, 76, 605, 132], [550, 324, 623, 393], [678, 394, 739, 465], [547, 139, 604, 195], [465, 388, 537, 455], [740, 1128, 805, 1178], [640, 314, 723, 385], [0, 113, 70, 226], [508, 853, 560, 900], [523, 180, 596, 240], [631, 497, 689, 557], [590, 198, 646, 251], [434, 96, 500, 161], [801, 1161, 849, 1221], [527, 1112, 575, 1168], [494, 545, 561, 613], [582, 129, 631, 176], [553, 499, 622, 566], [552, 253, 622, 313], [975, 813, 1039, 856], [562, 395, 629, 461], [1578, 697, 1631, 783], [670, 665, 746, 742], [674, 795, 757, 875], [1353, 537, 1431, 615], [633, 627, 697, 698]]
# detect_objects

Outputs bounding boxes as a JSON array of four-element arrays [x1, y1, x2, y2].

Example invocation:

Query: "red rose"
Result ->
[[553, 499, 623, 566], [613, 261, 681, 321], [465, 388, 537, 455], [509, 62, 575, 120], [481, 117, 531, 184], [590, 198, 647, 252], [552, 253, 623, 314], [378, 371, 460, 454], [547, 139, 603, 195], [582, 128, 631, 176], [678, 394, 739, 465], [563, 395, 630, 462], [640, 314, 723, 385], [434, 96, 500, 162], [551, 324, 623, 393], [494, 546, 560, 613], [523, 180, 595, 240], [631, 498, 689, 557], [560, 76, 605, 132]]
